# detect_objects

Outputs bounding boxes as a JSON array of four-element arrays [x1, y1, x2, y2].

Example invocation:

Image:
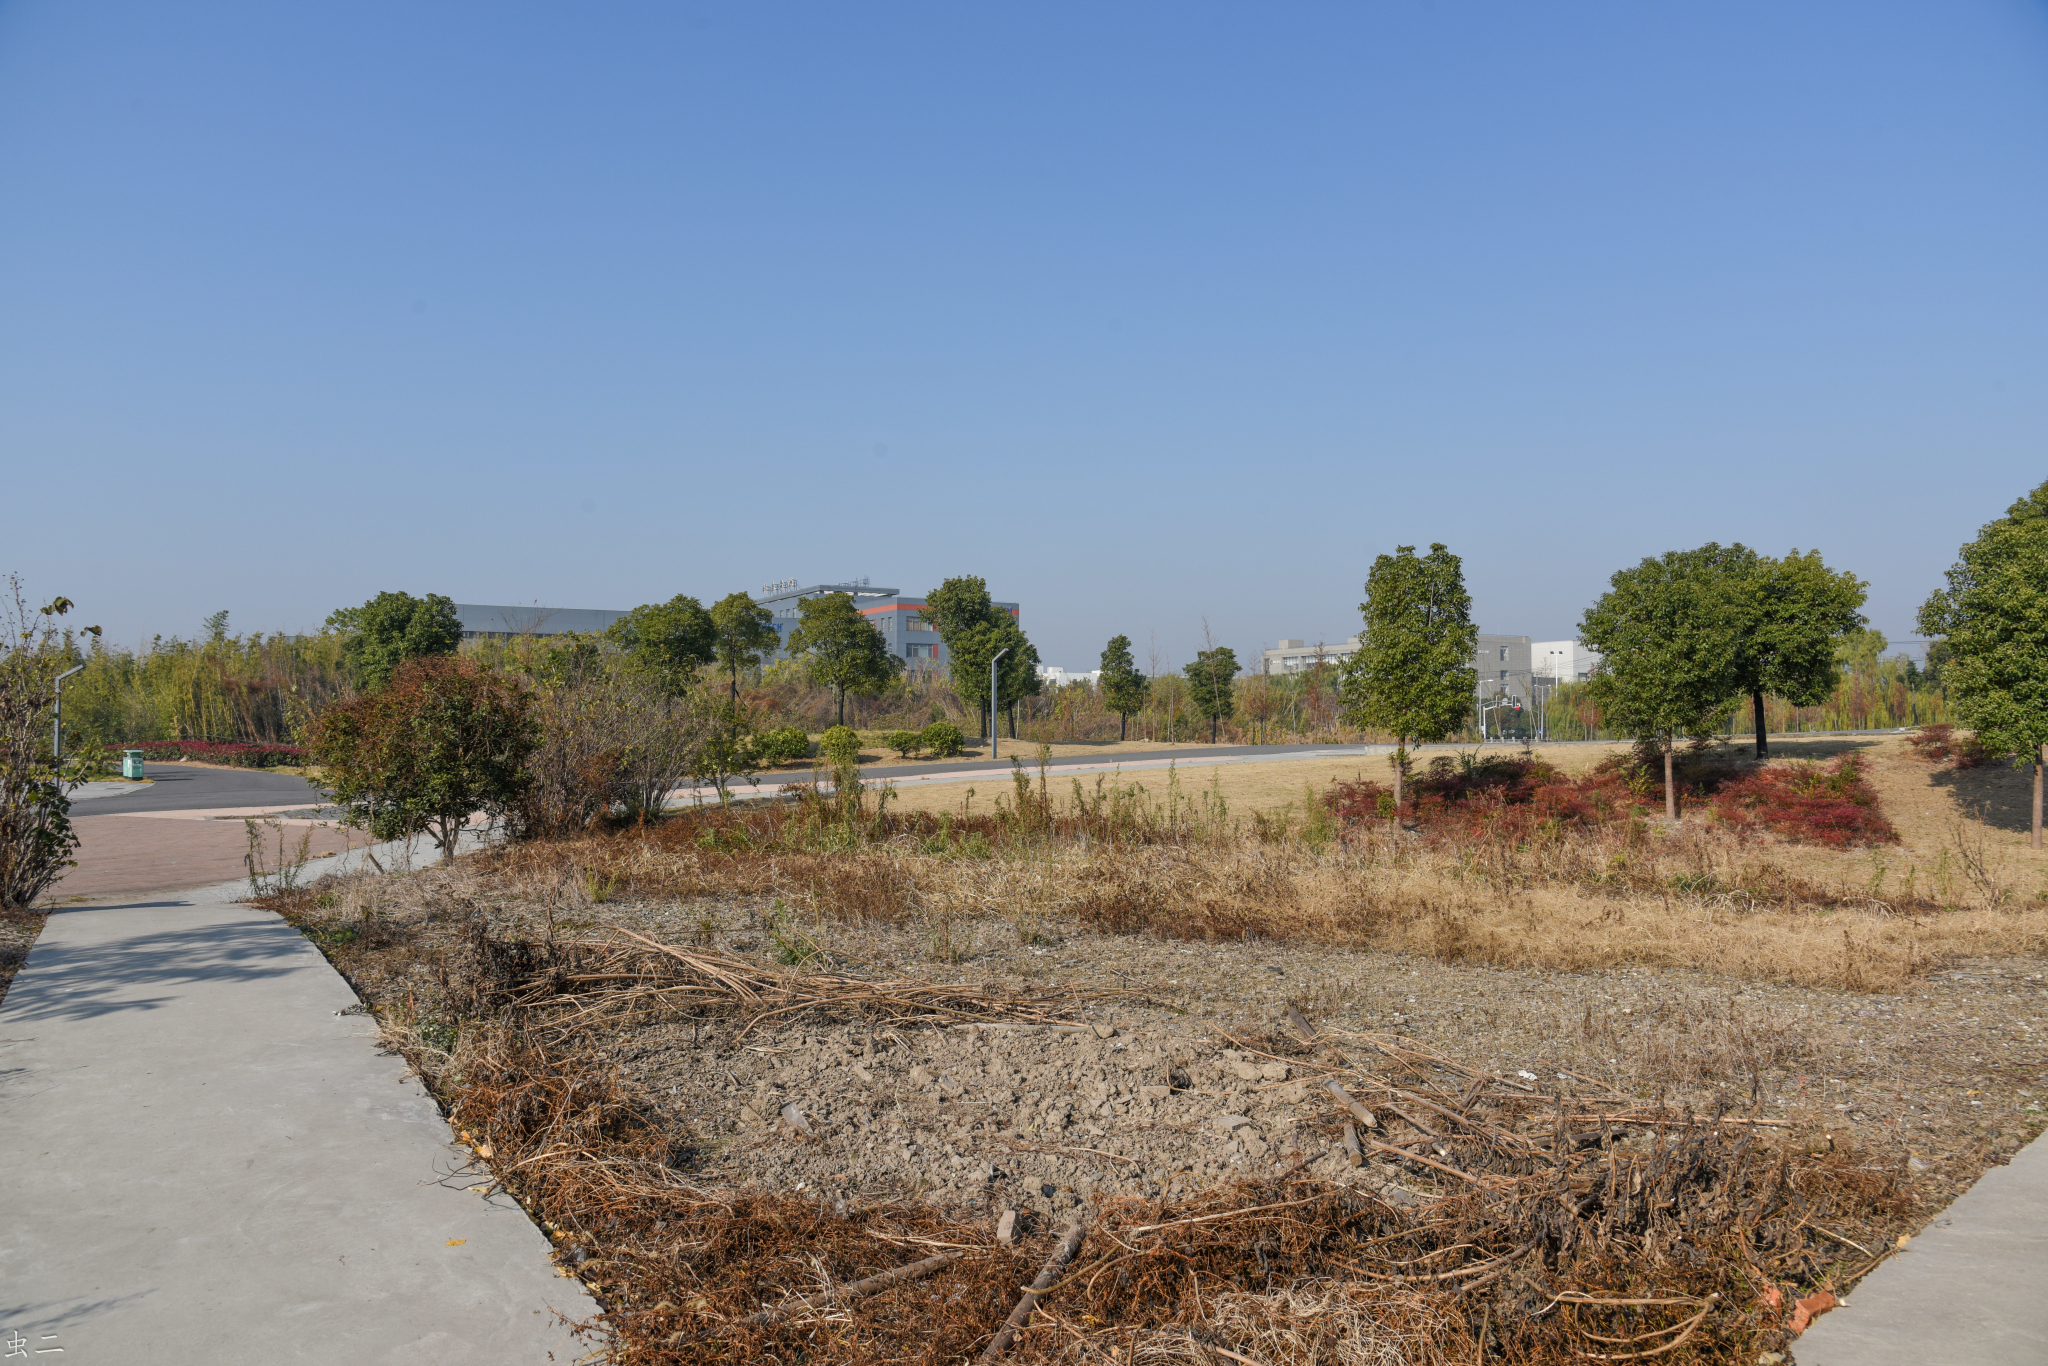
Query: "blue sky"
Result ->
[[4, 1, 2045, 670]]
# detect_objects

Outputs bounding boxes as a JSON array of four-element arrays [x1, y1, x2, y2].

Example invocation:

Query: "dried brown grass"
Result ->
[[311, 901, 1919, 1365], [482, 800, 2048, 993]]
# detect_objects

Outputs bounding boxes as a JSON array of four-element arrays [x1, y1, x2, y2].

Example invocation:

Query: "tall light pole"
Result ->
[[989, 647, 1010, 760], [52, 664, 84, 763]]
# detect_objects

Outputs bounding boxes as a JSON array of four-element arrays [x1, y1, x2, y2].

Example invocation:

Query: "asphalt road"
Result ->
[[81, 762, 327, 814]]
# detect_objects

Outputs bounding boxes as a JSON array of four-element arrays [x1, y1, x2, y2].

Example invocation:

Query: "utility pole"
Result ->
[[52, 664, 84, 763], [990, 647, 1010, 761]]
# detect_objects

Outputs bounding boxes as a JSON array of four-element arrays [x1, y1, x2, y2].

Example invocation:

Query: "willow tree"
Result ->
[[1339, 544, 1477, 816], [1920, 479, 2048, 847]]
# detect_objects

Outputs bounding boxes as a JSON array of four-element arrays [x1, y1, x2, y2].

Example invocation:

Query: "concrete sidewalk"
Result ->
[[1795, 1134, 2048, 1365], [0, 874, 597, 1363]]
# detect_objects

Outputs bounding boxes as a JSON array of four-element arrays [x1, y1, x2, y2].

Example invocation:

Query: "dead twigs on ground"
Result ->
[[979, 1217, 1087, 1364]]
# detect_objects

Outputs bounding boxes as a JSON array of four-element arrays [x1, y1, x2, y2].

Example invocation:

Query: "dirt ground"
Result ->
[[0, 909, 43, 1006], [437, 876, 2047, 1237]]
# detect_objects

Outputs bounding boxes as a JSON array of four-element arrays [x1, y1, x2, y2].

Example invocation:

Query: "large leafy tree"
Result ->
[[328, 591, 462, 691], [1183, 646, 1239, 743], [925, 576, 1039, 739], [310, 655, 537, 854], [1920, 479, 2048, 847], [1340, 544, 1477, 813], [708, 592, 780, 708], [787, 592, 904, 726], [1099, 635, 1149, 741], [604, 594, 715, 693], [1726, 549, 1867, 758], [1579, 544, 1747, 821]]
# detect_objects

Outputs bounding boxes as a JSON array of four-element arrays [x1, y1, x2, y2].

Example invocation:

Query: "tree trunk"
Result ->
[[2034, 752, 2043, 851], [1664, 741, 1678, 822], [1752, 688, 1768, 759], [1392, 743, 1405, 827], [1119, 712, 1127, 741], [1211, 714, 1218, 743], [836, 686, 846, 727]]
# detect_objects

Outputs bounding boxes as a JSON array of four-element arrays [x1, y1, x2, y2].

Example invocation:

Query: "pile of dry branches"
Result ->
[[472, 923, 1129, 1045], [399, 917, 1912, 1365]]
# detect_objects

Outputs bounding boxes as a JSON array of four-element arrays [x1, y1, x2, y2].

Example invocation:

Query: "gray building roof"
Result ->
[[454, 603, 627, 638]]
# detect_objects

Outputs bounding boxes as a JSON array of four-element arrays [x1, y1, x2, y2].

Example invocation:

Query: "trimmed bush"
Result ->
[[754, 725, 811, 766], [920, 721, 964, 758], [820, 725, 861, 765], [883, 730, 923, 760]]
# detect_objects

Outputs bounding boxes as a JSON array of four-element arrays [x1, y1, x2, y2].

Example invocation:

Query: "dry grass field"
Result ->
[[251, 729, 2048, 1363]]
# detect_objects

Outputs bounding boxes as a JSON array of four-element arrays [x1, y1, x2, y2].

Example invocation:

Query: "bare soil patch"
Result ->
[[0, 908, 44, 1006]]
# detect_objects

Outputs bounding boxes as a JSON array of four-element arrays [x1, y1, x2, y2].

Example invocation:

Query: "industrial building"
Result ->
[[1262, 631, 1602, 709], [454, 603, 627, 640], [452, 582, 1023, 674], [749, 580, 1019, 670]]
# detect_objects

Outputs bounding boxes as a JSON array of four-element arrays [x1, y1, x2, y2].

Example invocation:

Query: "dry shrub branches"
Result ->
[[297, 888, 1920, 1366]]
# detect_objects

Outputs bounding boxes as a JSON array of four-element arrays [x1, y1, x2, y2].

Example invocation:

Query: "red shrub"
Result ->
[[106, 740, 307, 769], [1325, 748, 1896, 848], [1708, 754, 1897, 847], [1906, 723, 1997, 769]]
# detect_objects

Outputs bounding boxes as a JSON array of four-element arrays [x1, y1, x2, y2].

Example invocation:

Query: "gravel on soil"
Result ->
[[570, 894, 2048, 1227]]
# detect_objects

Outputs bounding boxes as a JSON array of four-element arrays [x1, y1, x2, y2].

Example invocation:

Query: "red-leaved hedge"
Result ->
[[1324, 748, 1895, 848], [108, 740, 307, 769]]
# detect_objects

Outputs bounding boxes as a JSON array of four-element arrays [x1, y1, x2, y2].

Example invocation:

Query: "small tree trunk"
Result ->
[[1392, 743, 1405, 826], [1752, 688, 1768, 759], [2034, 751, 2043, 850], [1119, 712, 1127, 741], [1211, 714, 1218, 743], [837, 687, 846, 727], [1664, 741, 1678, 822]]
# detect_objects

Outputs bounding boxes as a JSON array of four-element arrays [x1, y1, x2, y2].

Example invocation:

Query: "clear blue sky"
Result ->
[[4, 1, 2045, 671]]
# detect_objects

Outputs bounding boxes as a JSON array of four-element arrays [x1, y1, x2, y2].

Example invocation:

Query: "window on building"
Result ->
[[907, 643, 936, 659], [1498, 646, 1508, 661], [905, 614, 929, 632]]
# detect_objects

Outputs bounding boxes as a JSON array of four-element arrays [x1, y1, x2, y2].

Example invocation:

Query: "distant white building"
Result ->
[[1532, 640, 1603, 683], [1036, 665, 1101, 687], [1260, 638, 1362, 674]]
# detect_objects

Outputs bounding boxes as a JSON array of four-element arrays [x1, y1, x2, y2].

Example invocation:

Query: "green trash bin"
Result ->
[[121, 749, 146, 780]]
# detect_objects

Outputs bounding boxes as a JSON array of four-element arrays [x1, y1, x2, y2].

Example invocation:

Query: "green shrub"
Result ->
[[755, 725, 811, 765], [820, 724, 862, 765], [921, 721, 964, 758], [883, 730, 923, 759]]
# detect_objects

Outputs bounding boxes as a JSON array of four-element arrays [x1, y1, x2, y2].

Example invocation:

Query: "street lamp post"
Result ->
[[52, 664, 85, 764], [990, 648, 1010, 761]]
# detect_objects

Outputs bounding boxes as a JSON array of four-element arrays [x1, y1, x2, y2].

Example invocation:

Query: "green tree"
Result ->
[[708, 592, 780, 709], [1099, 635, 1149, 741], [1339, 543, 1477, 814], [1726, 549, 1868, 758], [328, 591, 462, 690], [1580, 545, 1747, 821], [604, 594, 715, 692], [924, 576, 1038, 739], [0, 583, 102, 908], [786, 592, 904, 726], [1920, 479, 2048, 847], [310, 655, 537, 853], [1183, 646, 1239, 743]]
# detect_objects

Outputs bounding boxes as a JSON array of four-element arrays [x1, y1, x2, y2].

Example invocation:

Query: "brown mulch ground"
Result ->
[[0, 908, 45, 1007]]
